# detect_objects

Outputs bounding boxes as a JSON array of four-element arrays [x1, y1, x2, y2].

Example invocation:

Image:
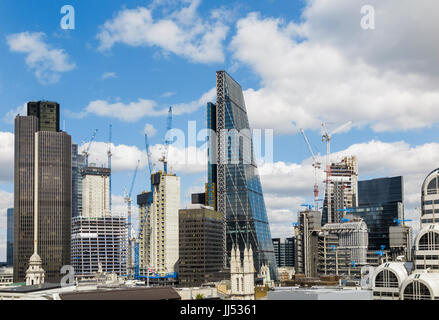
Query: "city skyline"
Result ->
[[1, 0, 439, 262]]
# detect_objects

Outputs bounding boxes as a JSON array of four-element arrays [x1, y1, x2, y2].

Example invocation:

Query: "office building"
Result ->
[[413, 223, 439, 271], [294, 210, 321, 277], [138, 171, 180, 274], [6, 208, 13, 266], [178, 204, 224, 286], [14, 102, 72, 283], [348, 176, 404, 250], [81, 166, 111, 218], [322, 156, 358, 225], [272, 238, 295, 268], [205, 70, 278, 280], [318, 219, 368, 277], [71, 216, 127, 275], [72, 144, 85, 218], [421, 168, 439, 227]]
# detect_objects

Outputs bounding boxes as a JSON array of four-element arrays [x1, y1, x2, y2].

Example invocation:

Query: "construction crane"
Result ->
[[321, 121, 352, 223], [134, 133, 155, 280], [124, 159, 140, 276], [159, 107, 173, 174], [107, 124, 112, 212], [393, 218, 413, 226], [82, 129, 98, 167], [300, 129, 321, 210], [301, 203, 314, 211]]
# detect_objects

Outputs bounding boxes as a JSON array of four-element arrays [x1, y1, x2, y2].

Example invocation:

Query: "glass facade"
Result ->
[[348, 177, 403, 250], [208, 71, 278, 280], [72, 143, 85, 218], [272, 237, 295, 267]]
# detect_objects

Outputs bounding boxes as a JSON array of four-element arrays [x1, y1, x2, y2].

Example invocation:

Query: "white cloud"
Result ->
[[230, 5, 439, 134], [263, 140, 439, 238], [101, 72, 117, 79], [6, 32, 75, 84], [73, 88, 214, 122], [79, 140, 207, 176], [0, 190, 13, 262], [96, 0, 229, 63], [0, 132, 14, 184], [3, 103, 26, 124], [143, 123, 157, 137]]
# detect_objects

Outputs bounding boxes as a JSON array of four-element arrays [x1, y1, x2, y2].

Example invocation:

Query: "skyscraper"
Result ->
[[322, 156, 359, 225], [7, 208, 13, 266], [14, 101, 72, 283], [348, 176, 404, 250], [138, 171, 180, 275], [206, 70, 278, 280], [178, 204, 224, 286]]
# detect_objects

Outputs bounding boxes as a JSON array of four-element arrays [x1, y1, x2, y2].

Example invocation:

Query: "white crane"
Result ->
[[300, 129, 321, 210], [321, 121, 352, 223]]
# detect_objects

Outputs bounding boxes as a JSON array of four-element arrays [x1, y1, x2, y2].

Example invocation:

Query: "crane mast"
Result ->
[[300, 129, 321, 210]]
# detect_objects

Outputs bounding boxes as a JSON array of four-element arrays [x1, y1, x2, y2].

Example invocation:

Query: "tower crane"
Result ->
[[107, 124, 112, 212], [321, 121, 352, 223], [82, 129, 98, 167], [159, 107, 173, 174], [124, 159, 140, 276], [300, 129, 321, 210], [133, 133, 156, 280]]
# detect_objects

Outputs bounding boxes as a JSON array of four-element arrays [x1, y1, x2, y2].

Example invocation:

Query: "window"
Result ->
[[404, 281, 431, 300], [374, 270, 399, 288]]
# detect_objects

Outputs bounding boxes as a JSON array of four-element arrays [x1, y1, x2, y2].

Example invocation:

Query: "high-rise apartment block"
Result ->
[[178, 204, 224, 286], [205, 70, 278, 280], [138, 171, 180, 275], [14, 101, 72, 282], [322, 156, 358, 225]]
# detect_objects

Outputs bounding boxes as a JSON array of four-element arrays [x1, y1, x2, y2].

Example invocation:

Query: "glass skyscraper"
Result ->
[[348, 176, 404, 250], [7, 208, 13, 266], [206, 70, 278, 280]]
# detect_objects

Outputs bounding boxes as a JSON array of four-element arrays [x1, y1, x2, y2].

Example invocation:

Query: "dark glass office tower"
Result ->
[[178, 206, 224, 286], [272, 237, 295, 268], [348, 176, 403, 250], [14, 101, 72, 283], [27, 101, 60, 132], [206, 70, 278, 280], [7, 208, 13, 266]]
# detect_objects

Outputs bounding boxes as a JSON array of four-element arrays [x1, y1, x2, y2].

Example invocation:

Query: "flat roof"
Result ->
[[59, 286, 181, 300]]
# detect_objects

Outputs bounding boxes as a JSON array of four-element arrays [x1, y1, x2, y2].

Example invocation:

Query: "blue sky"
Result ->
[[1, 0, 439, 261]]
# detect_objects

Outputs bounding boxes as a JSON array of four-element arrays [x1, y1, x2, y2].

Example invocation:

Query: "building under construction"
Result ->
[[71, 216, 128, 275], [322, 156, 359, 225], [138, 171, 180, 276]]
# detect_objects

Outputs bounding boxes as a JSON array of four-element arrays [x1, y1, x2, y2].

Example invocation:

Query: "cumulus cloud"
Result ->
[[0, 132, 14, 184], [96, 0, 229, 63], [6, 31, 75, 84], [143, 123, 157, 137], [70, 87, 214, 122], [79, 140, 207, 176], [230, 2, 439, 134]]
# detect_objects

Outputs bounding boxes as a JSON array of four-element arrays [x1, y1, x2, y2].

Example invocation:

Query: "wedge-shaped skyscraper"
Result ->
[[206, 71, 278, 280]]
